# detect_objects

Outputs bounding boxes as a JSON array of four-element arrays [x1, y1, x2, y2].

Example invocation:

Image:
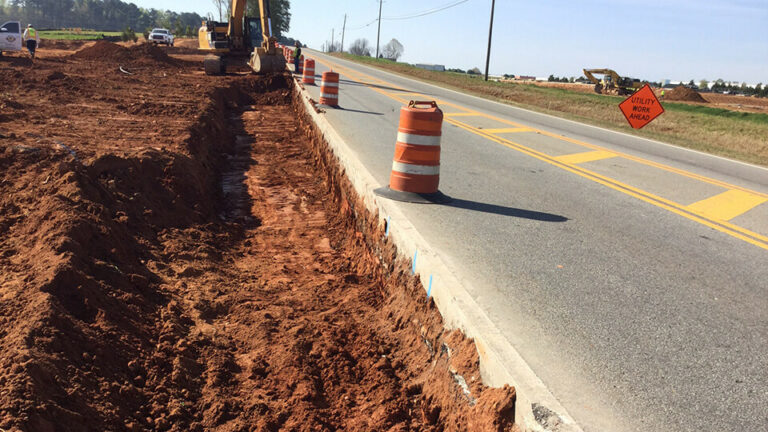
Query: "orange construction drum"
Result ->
[[319, 71, 339, 106], [374, 101, 450, 203], [302, 59, 315, 84]]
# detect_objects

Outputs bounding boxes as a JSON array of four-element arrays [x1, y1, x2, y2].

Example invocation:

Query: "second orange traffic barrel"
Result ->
[[374, 101, 450, 203], [302, 59, 315, 84], [319, 71, 339, 106]]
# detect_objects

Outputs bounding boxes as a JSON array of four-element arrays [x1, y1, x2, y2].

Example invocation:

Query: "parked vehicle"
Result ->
[[0, 21, 23, 56], [149, 28, 174, 46]]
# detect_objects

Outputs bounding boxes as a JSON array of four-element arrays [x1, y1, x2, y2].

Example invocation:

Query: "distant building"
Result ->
[[535, 77, 548, 82], [414, 64, 445, 72], [515, 75, 536, 81]]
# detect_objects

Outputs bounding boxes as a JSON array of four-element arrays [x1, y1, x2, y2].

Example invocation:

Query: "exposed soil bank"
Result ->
[[0, 47, 516, 431]]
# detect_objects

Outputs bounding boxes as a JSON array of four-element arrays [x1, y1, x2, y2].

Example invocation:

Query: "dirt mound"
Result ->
[[72, 40, 180, 67], [72, 40, 129, 59], [665, 85, 708, 103]]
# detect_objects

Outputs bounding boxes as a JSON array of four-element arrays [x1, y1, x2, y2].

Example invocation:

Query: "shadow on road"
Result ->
[[336, 106, 384, 116], [445, 198, 568, 222], [337, 78, 418, 93]]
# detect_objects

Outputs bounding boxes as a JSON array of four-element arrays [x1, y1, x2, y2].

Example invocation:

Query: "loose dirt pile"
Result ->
[[664, 85, 708, 103], [72, 40, 181, 67], [0, 38, 517, 431]]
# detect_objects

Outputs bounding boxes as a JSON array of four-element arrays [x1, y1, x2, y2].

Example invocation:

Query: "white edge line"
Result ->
[[306, 49, 768, 174]]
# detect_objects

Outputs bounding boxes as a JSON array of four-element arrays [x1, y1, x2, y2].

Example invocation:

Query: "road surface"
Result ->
[[297, 50, 768, 432]]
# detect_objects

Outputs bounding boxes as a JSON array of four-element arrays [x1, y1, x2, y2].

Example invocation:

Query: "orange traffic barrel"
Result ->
[[319, 71, 340, 106], [302, 59, 315, 84], [374, 101, 450, 203]]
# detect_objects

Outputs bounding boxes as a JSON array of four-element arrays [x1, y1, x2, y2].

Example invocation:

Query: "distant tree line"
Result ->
[[344, 38, 403, 61], [706, 79, 767, 97], [0, 0, 205, 35], [548, 75, 572, 83], [248, 0, 290, 37]]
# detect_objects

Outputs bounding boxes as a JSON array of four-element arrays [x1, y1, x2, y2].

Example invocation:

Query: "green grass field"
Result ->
[[39, 30, 122, 40], [332, 53, 768, 166]]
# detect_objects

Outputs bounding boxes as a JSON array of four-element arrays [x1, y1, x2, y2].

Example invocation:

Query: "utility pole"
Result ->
[[341, 14, 347, 53], [375, 0, 383, 58], [484, 0, 496, 81], [331, 28, 335, 52]]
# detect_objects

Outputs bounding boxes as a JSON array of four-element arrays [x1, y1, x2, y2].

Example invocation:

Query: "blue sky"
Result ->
[[128, 0, 768, 83]]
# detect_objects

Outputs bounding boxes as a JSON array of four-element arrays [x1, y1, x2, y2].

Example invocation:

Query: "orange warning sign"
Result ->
[[619, 84, 664, 129]]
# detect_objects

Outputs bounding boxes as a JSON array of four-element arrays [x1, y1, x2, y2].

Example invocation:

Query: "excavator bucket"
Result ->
[[249, 48, 286, 74]]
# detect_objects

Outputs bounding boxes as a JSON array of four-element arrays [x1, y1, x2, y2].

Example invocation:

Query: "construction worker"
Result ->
[[23, 24, 39, 59], [293, 41, 302, 74], [660, 89, 665, 100]]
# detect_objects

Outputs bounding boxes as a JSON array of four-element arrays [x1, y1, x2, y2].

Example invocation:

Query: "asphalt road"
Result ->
[[297, 50, 768, 432]]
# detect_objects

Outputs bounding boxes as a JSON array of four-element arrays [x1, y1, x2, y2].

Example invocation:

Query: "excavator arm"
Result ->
[[583, 69, 621, 85], [583, 68, 624, 95], [248, 0, 285, 74], [228, 0, 248, 50], [201, 0, 286, 75]]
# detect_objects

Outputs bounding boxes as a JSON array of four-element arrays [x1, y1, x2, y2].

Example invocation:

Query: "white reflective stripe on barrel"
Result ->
[[396, 132, 441, 146], [321, 93, 338, 99], [391, 161, 440, 176], [321, 82, 339, 88]]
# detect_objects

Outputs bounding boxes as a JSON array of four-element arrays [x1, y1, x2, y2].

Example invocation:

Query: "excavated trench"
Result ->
[[0, 68, 516, 431]]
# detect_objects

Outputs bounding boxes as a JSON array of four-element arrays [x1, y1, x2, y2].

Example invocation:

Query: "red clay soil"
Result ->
[[72, 40, 183, 68], [662, 85, 708, 103], [0, 43, 516, 431]]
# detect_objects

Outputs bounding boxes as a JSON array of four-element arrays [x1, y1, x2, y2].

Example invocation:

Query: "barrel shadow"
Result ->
[[336, 107, 383, 116], [444, 198, 568, 222]]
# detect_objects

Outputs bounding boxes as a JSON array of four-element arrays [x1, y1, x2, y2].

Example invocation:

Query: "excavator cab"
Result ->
[[246, 17, 264, 50]]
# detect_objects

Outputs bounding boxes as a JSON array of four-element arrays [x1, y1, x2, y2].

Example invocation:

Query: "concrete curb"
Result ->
[[294, 79, 584, 432]]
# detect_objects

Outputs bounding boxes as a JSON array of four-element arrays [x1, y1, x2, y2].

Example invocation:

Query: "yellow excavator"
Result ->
[[198, 0, 286, 75], [583, 69, 645, 96]]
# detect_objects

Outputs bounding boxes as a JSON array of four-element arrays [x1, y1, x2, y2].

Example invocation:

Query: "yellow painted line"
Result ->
[[483, 127, 533, 134], [386, 91, 428, 96], [446, 118, 768, 251], [313, 56, 768, 251], [555, 150, 618, 165], [686, 190, 768, 221], [413, 97, 768, 200], [445, 112, 482, 117]]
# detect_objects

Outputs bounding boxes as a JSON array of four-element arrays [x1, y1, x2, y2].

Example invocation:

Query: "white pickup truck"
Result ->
[[0, 21, 23, 56], [148, 28, 174, 46]]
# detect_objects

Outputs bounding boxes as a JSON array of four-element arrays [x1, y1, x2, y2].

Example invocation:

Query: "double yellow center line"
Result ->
[[311, 55, 768, 251]]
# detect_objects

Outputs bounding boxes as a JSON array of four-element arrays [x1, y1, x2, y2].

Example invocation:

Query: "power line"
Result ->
[[347, 18, 378, 31], [346, 0, 470, 31], [383, 0, 470, 21]]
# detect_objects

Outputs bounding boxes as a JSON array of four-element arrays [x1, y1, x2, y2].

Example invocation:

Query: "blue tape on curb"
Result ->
[[385, 216, 391, 237], [412, 250, 418, 275], [427, 274, 433, 298]]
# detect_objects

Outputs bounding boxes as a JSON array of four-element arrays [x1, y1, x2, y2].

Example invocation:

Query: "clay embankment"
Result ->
[[0, 42, 516, 431]]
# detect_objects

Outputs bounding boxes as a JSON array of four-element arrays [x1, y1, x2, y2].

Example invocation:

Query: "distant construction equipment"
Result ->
[[583, 68, 646, 96], [198, 0, 286, 75]]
